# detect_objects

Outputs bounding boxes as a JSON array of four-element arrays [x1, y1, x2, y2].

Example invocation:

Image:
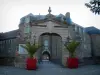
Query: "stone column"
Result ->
[[61, 37, 69, 67], [34, 34, 41, 60]]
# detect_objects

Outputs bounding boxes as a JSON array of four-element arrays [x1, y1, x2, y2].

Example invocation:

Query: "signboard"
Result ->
[[18, 44, 28, 54]]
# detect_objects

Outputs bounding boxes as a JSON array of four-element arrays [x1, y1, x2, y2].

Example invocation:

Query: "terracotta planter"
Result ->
[[26, 58, 37, 70], [67, 57, 78, 68]]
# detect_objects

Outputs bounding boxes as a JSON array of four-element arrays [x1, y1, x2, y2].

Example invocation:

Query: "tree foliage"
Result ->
[[85, 0, 100, 14]]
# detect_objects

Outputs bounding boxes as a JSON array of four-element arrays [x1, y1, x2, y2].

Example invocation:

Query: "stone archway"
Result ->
[[42, 51, 50, 61], [39, 32, 62, 64]]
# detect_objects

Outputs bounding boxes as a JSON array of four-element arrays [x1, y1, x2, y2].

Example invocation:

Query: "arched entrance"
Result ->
[[39, 33, 62, 64], [42, 51, 50, 61]]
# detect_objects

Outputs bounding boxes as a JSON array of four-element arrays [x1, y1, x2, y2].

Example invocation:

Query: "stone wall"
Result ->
[[18, 20, 93, 67], [0, 57, 15, 66], [14, 54, 28, 68], [91, 34, 100, 56]]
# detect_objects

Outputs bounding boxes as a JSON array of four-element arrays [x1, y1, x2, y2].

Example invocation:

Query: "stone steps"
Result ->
[[14, 55, 27, 68]]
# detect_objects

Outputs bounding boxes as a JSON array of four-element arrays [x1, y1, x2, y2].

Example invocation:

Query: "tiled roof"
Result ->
[[19, 13, 72, 25], [0, 29, 19, 41], [84, 26, 100, 34]]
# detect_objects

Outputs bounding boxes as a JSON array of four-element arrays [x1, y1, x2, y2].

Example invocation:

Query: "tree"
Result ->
[[85, 0, 100, 15]]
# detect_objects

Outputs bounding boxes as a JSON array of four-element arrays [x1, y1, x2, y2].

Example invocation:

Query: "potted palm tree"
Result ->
[[65, 40, 80, 68], [21, 42, 40, 70]]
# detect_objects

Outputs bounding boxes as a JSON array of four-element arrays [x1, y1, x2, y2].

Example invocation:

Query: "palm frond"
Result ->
[[65, 40, 80, 57], [21, 42, 40, 58]]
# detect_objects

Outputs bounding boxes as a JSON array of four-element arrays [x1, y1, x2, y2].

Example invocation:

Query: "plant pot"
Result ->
[[26, 57, 37, 70], [67, 57, 78, 68]]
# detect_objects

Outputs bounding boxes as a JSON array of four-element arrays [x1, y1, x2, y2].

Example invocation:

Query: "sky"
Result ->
[[0, 0, 100, 32]]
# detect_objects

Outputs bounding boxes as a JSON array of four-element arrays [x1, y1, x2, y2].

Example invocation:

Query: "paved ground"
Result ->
[[0, 61, 100, 75]]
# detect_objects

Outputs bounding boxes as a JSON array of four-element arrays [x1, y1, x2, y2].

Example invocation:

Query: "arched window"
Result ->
[[75, 25, 78, 32], [44, 40, 49, 50]]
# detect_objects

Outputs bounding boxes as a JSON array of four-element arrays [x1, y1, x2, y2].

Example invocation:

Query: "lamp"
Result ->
[[33, 33, 36, 44], [66, 36, 71, 43], [64, 36, 71, 46]]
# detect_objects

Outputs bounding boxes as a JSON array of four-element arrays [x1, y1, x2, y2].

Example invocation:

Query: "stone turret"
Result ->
[[65, 12, 70, 18], [65, 12, 72, 25]]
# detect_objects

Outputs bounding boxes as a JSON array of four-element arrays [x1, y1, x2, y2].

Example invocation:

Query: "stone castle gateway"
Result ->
[[17, 7, 91, 67], [0, 7, 100, 67]]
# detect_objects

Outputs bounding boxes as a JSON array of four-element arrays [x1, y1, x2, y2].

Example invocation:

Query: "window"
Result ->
[[75, 26, 77, 32], [2, 41, 4, 45], [79, 27, 83, 35], [81, 28, 84, 34], [1, 41, 2, 45], [75, 25, 79, 33], [24, 25, 30, 33], [0, 41, 1, 44], [25, 17, 30, 23], [77, 26, 79, 33], [10, 39, 12, 44], [83, 29, 85, 33], [5, 40, 6, 44], [79, 27, 81, 34], [44, 40, 48, 46], [9, 40, 10, 44], [44, 40, 49, 50], [84, 44, 87, 49], [0, 45, 2, 51]]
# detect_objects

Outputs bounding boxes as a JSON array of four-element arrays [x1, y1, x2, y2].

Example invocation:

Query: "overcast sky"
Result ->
[[0, 0, 100, 32]]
